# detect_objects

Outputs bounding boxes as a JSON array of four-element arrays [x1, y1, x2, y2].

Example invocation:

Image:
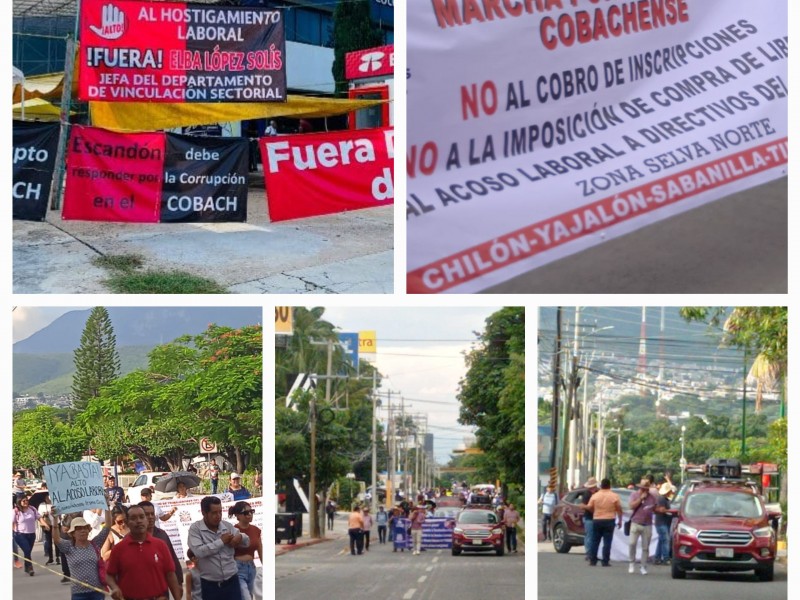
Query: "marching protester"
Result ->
[[100, 505, 129, 561], [503, 502, 521, 553], [580, 477, 599, 562], [628, 478, 658, 575], [176, 481, 194, 499], [376, 505, 388, 544], [538, 485, 558, 541], [654, 482, 675, 565], [188, 495, 250, 600], [38, 492, 61, 566], [82, 507, 106, 540], [139, 501, 183, 584], [230, 501, 262, 600], [409, 498, 427, 556], [52, 504, 114, 599], [141, 487, 177, 527], [185, 550, 203, 600], [104, 476, 125, 506], [12, 494, 50, 576], [348, 504, 365, 556], [227, 474, 252, 501], [106, 505, 182, 600], [583, 478, 623, 567], [362, 506, 373, 551]]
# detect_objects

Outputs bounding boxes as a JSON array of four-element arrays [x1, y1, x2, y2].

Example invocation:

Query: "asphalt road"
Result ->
[[484, 177, 787, 293], [538, 543, 787, 600], [277, 532, 525, 600]]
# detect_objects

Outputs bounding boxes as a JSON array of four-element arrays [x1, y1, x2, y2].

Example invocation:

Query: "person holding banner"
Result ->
[[141, 488, 177, 528], [106, 505, 182, 600], [12, 494, 49, 576], [188, 495, 250, 600], [230, 501, 262, 600], [226, 474, 251, 501], [52, 505, 113, 599]]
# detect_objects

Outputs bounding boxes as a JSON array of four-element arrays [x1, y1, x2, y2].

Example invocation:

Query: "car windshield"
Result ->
[[458, 511, 497, 525], [684, 492, 763, 518]]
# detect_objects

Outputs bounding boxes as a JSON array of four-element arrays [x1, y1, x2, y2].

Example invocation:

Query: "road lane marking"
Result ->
[[426, 566, 433, 572], [432, 557, 439, 563], [403, 589, 416, 599], [418, 575, 427, 583]]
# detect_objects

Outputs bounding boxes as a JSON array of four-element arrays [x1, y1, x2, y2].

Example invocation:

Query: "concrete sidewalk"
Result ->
[[14, 174, 394, 294]]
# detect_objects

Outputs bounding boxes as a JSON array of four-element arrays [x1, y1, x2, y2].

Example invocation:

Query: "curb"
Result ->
[[275, 537, 331, 556]]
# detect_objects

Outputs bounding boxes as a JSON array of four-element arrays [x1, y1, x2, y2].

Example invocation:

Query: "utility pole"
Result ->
[[307, 339, 335, 538], [371, 369, 378, 517], [550, 307, 562, 494], [741, 347, 748, 456], [567, 307, 581, 490]]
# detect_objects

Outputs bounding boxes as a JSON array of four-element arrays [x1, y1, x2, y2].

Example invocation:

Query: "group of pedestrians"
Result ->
[[12, 472, 263, 600], [569, 473, 676, 573]]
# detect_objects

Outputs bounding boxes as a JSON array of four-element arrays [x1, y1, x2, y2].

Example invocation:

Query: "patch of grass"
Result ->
[[93, 253, 145, 272], [93, 253, 226, 294]]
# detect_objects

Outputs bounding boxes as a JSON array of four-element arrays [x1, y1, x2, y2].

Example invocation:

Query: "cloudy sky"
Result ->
[[321, 306, 505, 463]]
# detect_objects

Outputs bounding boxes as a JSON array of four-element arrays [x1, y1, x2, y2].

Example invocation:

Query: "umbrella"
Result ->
[[154, 472, 202, 494]]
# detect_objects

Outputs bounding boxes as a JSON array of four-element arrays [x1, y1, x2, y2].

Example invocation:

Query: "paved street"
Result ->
[[14, 173, 394, 294], [538, 541, 787, 600], [12, 549, 77, 600], [277, 529, 525, 600]]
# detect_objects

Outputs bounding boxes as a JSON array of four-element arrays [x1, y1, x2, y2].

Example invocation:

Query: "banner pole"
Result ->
[[49, 35, 75, 211]]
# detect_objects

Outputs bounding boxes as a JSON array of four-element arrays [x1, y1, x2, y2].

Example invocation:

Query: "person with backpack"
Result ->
[[52, 504, 113, 600], [12, 494, 50, 576]]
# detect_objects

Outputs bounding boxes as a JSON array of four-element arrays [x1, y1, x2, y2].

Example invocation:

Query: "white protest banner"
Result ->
[[407, 0, 787, 293], [43, 461, 107, 513], [152, 496, 263, 566]]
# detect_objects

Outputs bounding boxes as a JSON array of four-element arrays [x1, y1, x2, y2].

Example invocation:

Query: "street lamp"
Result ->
[[680, 425, 686, 483]]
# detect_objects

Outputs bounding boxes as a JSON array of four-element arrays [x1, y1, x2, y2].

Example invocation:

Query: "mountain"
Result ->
[[13, 307, 262, 396], [13, 307, 263, 354]]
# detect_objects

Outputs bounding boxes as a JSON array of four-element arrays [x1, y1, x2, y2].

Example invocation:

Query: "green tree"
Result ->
[[80, 324, 262, 474], [457, 307, 525, 499], [13, 406, 89, 472], [72, 307, 121, 411], [331, 0, 384, 95]]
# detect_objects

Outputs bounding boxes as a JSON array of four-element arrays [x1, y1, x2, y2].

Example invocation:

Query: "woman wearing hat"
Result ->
[[53, 505, 113, 600]]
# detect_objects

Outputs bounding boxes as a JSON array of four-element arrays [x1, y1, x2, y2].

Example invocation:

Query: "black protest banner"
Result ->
[[161, 133, 249, 222], [13, 121, 60, 221]]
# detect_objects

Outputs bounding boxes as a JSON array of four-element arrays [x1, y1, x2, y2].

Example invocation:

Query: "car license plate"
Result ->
[[472, 540, 484, 545], [716, 547, 734, 558]]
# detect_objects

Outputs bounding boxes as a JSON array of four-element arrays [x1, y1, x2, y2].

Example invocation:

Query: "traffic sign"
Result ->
[[199, 438, 218, 454]]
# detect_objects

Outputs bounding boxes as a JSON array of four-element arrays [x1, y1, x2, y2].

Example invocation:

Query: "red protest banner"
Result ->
[[261, 127, 394, 222], [78, 0, 286, 103], [63, 125, 164, 222]]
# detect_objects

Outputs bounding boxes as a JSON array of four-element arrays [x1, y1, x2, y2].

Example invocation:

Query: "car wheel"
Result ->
[[553, 523, 571, 554], [451, 546, 461, 556], [496, 546, 505, 556], [671, 561, 686, 579], [756, 564, 774, 582]]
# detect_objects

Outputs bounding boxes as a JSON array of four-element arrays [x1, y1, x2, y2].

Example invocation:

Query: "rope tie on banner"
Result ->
[[12, 550, 110, 595]]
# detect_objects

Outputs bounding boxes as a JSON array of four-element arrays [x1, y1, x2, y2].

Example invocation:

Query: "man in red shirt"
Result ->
[[107, 505, 182, 600]]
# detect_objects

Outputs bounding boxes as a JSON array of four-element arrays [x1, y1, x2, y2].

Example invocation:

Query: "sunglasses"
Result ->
[[115, 520, 126, 525], [239, 510, 255, 516]]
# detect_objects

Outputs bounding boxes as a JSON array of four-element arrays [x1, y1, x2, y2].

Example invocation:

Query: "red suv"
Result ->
[[451, 508, 505, 556], [549, 487, 633, 553], [670, 482, 780, 581]]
